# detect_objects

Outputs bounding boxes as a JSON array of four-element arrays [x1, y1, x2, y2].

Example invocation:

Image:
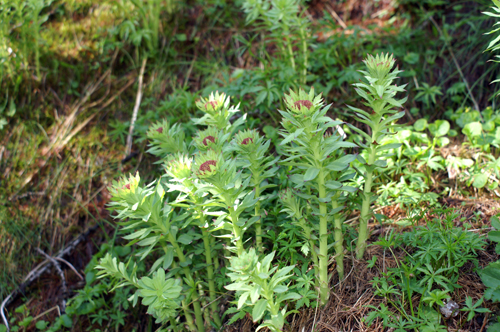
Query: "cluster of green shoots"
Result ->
[[96, 53, 407, 330]]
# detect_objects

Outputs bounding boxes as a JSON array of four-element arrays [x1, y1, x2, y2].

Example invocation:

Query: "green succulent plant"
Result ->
[[279, 88, 356, 305], [347, 53, 408, 259]]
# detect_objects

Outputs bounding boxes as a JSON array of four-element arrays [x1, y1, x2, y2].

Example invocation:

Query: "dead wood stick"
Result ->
[[0, 225, 98, 332], [126, 58, 147, 156], [326, 4, 347, 29], [54, 257, 84, 281], [35, 248, 68, 313]]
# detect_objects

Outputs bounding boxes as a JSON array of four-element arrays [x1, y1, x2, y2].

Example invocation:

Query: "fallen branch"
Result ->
[[126, 58, 148, 157], [54, 257, 83, 281], [326, 4, 347, 29], [0, 225, 98, 332], [35, 248, 68, 313]]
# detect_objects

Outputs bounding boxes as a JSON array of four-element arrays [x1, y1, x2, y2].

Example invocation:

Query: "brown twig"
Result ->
[[53, 257, 84, 281], [126, 58, 148, 156], [0, 225, 98, 332], [326, 4, 347, 30], [35, 248, 68, 312]]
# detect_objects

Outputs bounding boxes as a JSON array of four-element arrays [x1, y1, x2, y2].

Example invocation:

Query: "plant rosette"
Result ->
[[193, 149, 223, 180], [193, 91, 246, 132], [193, 126, 229, 152], [146, 119, 188, 158]]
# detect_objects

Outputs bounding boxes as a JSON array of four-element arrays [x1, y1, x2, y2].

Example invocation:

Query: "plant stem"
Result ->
[[331, 194, 344, 280], [229, 209, 244, 256], [201, 226, 221, 327], [297, 216, 318, 272], [191, 193, 221, 327], [252, 173, 263, 252], [356, 147, 376, 259], [255, 199, 262, 252], [180, 298, 196, 331], [197, 271, 211, 325], [299, 25, 308, 85], [33, 9, 41, 80], [316, 168, 330, 305], [170, 262, 197, 332], [168, 234, 206, 332], [169, 317, 179, 332], [210, 236, 219, 270], [286, 36, 296, 71]]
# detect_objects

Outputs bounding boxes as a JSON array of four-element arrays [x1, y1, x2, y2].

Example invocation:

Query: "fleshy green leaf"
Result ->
[[252, 299, 268, 322]]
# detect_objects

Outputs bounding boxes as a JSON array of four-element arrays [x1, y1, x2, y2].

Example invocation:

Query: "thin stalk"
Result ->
[[168, 234, 206, 332], [197, 271, 211, 324], [201, 226, 221, 326], [331, 195, 344, 280], [261, 279, 279, 316], [254, 197, 262, 252], [316, 168, 330, 305], [285, 34, 296, 71], [219, 187, 244, 255], [169, 317, 179, 332], [297, 216, 318, 271], [252, 169, 263, 253], [299, 25, 308, 85], [191, 193, 221, 326], [229, 209, 244, 256], [180, 298, 196, 331], [33, 10, 41, 80], [171, 264, 197, 331], [356, 147, 376, 259], [210, 236, 219, 270], [427, 14, 481, 115]]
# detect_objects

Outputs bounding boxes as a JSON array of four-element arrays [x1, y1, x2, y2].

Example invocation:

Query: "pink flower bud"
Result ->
[[241, 137, 253, 145], [199, 160, 217, 172], [202, 135, 216, 146], [294, 100, 313, 110], [205, 101, 218, 109]]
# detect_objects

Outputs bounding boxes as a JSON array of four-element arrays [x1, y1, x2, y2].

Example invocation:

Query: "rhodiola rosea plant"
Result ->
[[278, 88, 357, 305], [95, 54, 407, 330], [347, 53, 408, 259], [96, 92, 299, 331]]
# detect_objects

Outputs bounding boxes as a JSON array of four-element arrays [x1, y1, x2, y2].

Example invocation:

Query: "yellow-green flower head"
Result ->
[[279, 188, 294, 204], [279, 188, 300, 210], [147, 119, 170, 138], [164, 153, 192, 181], [195, 91, 230, 115], [284, 88, 324, 116], [363, 53, 396, 82], [234, 129, 259, 148], [193, 150, 222, 179], [146, 119, 186, 155], [110, 172, 141, 199], [229, 248, 258, 272], [194, 127, 220, 151]]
